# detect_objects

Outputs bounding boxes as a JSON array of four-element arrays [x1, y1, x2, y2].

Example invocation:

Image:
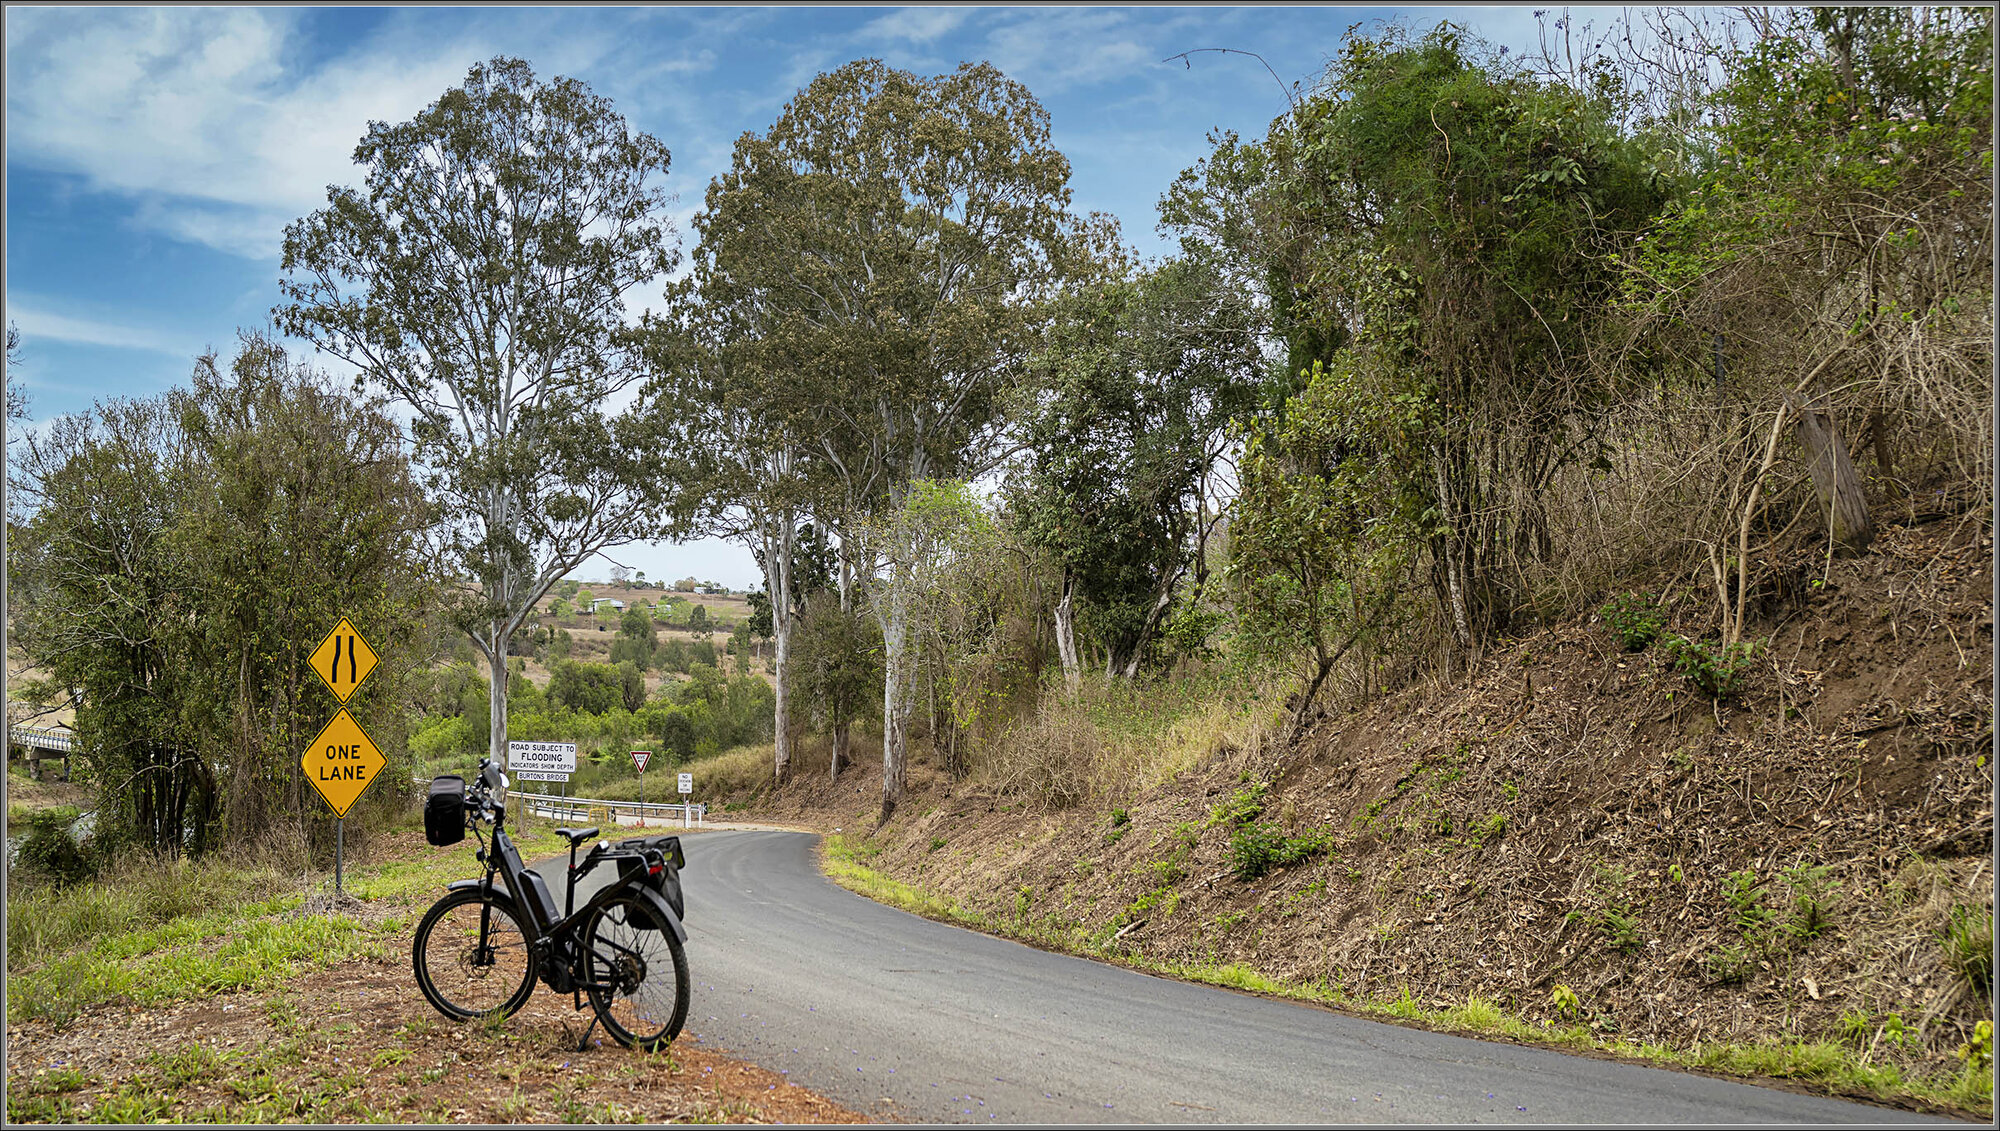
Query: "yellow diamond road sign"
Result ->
[[302, 709, 385, 818], [309, 617, 379, 703]]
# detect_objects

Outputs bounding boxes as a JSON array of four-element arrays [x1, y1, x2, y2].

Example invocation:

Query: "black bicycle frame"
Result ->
[[451, 797, 683, 999]]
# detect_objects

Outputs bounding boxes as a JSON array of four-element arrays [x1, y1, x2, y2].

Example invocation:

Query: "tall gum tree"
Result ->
[[644, 279, 819, 784], [278, 57, 683, 770], [688, 59, 1104, 818]]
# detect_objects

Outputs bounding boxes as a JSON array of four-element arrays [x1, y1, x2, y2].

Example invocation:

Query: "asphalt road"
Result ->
[[534, 827, 1968, 1125]]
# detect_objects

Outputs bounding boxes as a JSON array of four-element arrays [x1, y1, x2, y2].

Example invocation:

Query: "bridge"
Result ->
[[8, 724, 76, 781]]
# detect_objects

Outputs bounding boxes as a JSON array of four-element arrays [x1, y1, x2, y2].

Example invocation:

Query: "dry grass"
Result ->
[[978, 665, 1290, 811]]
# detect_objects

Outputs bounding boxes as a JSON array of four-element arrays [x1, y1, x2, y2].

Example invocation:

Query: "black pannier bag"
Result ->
[[615, 834, 686, 924], [424, 775, 466, 846]]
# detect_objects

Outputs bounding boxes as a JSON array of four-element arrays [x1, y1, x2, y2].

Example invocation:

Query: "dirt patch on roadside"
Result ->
[[7, 951, 867, 1124]]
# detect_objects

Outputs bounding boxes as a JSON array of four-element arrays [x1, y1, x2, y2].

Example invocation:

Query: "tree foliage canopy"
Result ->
[[12, 336, 433, 856], [277, 56, 683, 764]]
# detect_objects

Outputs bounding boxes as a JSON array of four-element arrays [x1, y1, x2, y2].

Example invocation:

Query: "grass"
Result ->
[[983, 663, 1289, 808], [5, 820, 567, 1028], [818, 833, 1995, 1119], [565, 742, 776, 805]]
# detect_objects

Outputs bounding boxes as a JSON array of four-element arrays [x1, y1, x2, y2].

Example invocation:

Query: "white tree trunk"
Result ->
[[877, 585, 911, 820], [768, 517, 796, 784], [1053, 573, 1081, 690], [831, 539, 855, 781], [487, 625, 509, 768]]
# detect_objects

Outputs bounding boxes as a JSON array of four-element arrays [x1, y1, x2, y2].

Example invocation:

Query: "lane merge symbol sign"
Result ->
[[302, 708, 385, 818], [309, 617, 379, 703], [631, 750, 651, 773]]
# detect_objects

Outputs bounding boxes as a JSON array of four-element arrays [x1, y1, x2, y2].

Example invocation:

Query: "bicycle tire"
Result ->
[[582, 892, 690, 1050], [412, 887, 537, 1022]]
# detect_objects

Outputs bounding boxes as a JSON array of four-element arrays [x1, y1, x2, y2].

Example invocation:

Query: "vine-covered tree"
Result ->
[[1201, 24, 1667, 661], [277, 56, 684, 772]]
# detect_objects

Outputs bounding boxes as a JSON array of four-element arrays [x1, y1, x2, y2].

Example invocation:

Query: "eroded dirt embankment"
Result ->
[[751, 514, 1992, 1110]]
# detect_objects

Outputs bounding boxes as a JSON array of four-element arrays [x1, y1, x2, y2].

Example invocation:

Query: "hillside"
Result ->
[[733, 511, 1994, 1117], [516, 584, 774, 694]]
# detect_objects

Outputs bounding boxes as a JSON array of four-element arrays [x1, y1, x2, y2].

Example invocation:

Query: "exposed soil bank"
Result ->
[[743, 514, 1994, 1118]]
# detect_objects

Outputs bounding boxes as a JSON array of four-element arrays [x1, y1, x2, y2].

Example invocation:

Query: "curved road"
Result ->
[[538, 827, 1965, 1125]]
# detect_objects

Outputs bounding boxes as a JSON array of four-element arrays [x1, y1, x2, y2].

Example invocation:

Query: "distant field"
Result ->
[[525, 583, 774, 689]]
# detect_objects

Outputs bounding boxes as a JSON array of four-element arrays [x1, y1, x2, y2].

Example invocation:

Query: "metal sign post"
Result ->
[[303, 618, 383, 897], [631, 751, 652, 828]]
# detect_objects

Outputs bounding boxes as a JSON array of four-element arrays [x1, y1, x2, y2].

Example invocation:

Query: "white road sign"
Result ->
[[677, 772, 693, 795], [510, 769, 571, 782], [507, 740, 577, 777]]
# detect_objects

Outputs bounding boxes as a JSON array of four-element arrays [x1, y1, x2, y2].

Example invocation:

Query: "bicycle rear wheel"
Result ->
[[412, 887, 536, 1022], [582, 892, 689, 1049]]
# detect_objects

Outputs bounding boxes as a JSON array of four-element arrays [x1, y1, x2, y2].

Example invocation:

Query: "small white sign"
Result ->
[[507, 740, 577, 776], [677, 772, 693, 795], [631, 750, 652, 773], [510, 769, 570, 783]]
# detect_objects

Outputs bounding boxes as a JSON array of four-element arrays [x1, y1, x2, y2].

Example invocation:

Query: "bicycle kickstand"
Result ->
[[575, 1010, 604, 1052], [570, 987, 605, 1052]]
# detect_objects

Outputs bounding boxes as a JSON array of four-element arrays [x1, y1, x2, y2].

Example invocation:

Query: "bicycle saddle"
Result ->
[[555, 826, 600, 846]]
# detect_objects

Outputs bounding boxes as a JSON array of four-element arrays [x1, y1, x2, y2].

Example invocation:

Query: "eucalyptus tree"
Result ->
[[278, 57, 683, 769], [696, 58, 1101, 817], [645, 270, 822, 784], [1012, 256, 1266, 685]]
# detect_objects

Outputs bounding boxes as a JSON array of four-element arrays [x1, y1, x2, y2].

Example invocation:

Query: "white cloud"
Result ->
[[855, 7, 970, 46], [4, 298, 200, 359], [975, 9, 1158, 95], [4, 7, 497, 260]]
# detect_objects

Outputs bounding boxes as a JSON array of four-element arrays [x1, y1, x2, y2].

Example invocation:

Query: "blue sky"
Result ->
[[5, 4, 1583, 588]]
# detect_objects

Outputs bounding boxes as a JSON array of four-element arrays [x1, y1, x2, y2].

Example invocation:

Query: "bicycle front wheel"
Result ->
[[412, 887, 536, 1022], [582, 892, 690, 1049]]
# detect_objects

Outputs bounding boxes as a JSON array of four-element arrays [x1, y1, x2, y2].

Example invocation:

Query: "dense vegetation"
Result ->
[[8, 8, 1988, 863]]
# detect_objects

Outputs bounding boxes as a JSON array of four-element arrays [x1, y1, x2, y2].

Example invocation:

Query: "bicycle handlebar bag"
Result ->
[[425, 775, 466, 846]]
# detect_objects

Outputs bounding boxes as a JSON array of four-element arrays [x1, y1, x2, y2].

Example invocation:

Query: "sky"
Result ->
[[5, 4, 1593, 590]]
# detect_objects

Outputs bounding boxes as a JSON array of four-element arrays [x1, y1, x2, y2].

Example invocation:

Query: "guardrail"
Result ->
[[513, 790, 707, 830]]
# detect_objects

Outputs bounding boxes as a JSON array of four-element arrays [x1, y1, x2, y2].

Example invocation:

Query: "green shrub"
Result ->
[[1599, 592, 1664, 651], [1703, 943, 1753, 984], [1725, 869, 1773, 937], [1105, 809, 1131, 845], [1776, 862, 1837, 944], [13, 808, 96, 887], [1229, 821, 1328, 880], [1209, 781, 1268, 828], [1957, 1019, 1992, 1073], [1662, 635, 1763, 699], [1940, 903, 1993, 997]]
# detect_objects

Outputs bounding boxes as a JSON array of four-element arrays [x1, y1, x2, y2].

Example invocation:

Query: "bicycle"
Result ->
[[412, 759, 691, 1051]]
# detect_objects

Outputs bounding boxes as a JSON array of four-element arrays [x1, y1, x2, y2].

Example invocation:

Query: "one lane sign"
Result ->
[[301, 708, 384, 818]]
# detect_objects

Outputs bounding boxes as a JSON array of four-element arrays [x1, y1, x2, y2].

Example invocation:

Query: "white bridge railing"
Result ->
[[513, 790, 706, 830]]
